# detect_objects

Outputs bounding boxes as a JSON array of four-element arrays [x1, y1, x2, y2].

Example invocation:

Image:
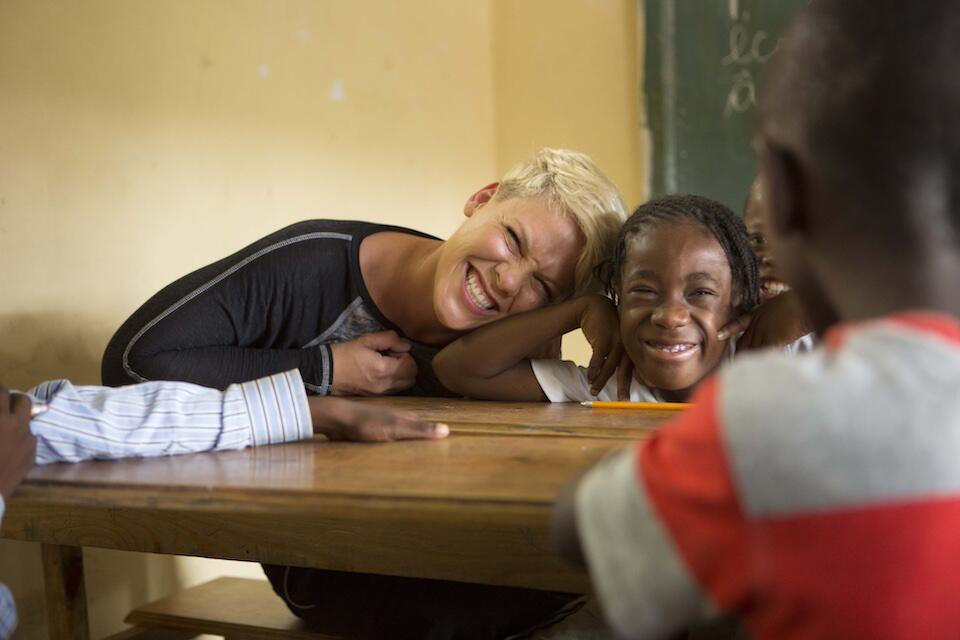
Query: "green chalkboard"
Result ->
[[644, 0, 806, 211]]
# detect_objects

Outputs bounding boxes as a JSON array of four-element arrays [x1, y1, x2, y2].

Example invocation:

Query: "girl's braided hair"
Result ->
[[598, 194, 760, 312]]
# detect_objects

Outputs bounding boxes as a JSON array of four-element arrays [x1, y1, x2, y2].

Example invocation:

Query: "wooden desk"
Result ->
[[0, 399, 673, 639], [357, 396, 676, 438]]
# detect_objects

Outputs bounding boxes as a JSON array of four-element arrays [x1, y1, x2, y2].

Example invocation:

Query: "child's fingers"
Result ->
[[384, 418, 450, 441], [616, 355, 634, 401], [717, 312, 753, 341], [586, 350, 605, 384], [590, 345, 622, 395]]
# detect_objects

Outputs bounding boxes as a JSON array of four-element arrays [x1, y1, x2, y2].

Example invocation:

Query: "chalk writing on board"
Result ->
[[721, 10, 779, 118]]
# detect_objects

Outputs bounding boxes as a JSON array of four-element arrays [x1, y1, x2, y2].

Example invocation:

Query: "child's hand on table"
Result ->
[[308, 396, 448, 442]]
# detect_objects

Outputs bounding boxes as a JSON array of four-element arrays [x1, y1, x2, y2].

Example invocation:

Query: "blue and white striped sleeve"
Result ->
[[0, 496, 17, 640], [25, 370, 313, 465]]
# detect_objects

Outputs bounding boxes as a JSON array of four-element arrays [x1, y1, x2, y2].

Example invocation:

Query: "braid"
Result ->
[[599, 194, 760, 312]]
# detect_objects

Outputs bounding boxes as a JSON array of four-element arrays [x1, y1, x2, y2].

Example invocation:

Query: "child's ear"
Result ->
[[756, 139, 806, 238], [463, 182, 500, 218], [731, 293, 743, 313]]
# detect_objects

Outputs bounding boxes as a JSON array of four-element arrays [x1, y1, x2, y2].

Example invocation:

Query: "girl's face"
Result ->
[[618, 221, 738, 401]]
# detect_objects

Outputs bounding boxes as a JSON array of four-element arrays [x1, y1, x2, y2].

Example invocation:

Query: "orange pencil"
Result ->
[[580, 401, 691, 410]]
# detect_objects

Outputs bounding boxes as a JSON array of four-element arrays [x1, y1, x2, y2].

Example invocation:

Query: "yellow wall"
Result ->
[[0, 1, 645, 637], [493, 0, 648, 362]]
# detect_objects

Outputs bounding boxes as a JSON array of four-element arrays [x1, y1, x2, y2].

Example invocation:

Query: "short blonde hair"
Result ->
[[494, 148, 627, 297]]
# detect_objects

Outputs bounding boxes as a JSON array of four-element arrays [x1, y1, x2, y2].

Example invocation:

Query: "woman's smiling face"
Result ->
[[432, 196, 584, 332], [618, 221, 737, 399]]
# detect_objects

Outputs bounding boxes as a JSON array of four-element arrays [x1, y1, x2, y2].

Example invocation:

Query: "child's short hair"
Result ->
[[758, 0, 960, 245], [602, 194, 761, 311], [494, 148, 627, 297]]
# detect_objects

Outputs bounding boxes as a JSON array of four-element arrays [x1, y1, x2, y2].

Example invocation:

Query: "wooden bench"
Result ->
[[118, 577, 338, 639]]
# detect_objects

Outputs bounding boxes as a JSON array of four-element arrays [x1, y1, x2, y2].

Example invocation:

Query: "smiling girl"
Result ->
[[434, 194, 765, 403]]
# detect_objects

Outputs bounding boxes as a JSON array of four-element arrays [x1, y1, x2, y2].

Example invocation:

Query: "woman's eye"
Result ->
[[749, 232, 766, 247], [630, 287, 657, 297], [534, 277, 551, 302], [505, 226, 521, 252]]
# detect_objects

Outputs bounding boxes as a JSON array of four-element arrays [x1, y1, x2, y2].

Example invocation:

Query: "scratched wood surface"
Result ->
[[356, 396, 675, 438], [2, 434, 634, 592], [2, 404, 673, 596]]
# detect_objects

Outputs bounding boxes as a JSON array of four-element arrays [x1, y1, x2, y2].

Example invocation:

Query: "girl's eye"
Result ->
[[749, 232, 766, 248], [689, 289, 717, 298]]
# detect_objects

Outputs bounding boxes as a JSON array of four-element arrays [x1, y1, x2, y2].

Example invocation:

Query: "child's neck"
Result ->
[[657, 387, 692, 403], [821, 249, 960, 326], [639, 375, 694, 403], [359, 232, 463, 346]]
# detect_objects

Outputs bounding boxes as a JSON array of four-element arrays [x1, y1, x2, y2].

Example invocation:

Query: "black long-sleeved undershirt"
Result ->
[[101, 219, 453, 397]]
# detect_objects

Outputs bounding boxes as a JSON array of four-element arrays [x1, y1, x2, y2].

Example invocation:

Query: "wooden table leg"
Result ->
[[41, 544, 89, 640]]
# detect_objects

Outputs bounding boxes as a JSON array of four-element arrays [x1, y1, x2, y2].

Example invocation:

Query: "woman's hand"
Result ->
[[578, 296, 624, 396], [330, 331, 418, 396]]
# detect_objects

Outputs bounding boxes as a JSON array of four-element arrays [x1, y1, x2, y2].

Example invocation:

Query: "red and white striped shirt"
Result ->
[[577, 311, 960, 639]]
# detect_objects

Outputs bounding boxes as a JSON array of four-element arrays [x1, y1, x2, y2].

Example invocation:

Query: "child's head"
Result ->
[[755, 0, 960, 329], [743, 175, 789, 301], [605, 195, 760, 400], [434, 149, 626, 332]]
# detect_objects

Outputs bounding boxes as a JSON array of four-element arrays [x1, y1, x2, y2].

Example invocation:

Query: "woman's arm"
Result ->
[[433, 295, 621, 401], [102, 222, 415, 396]]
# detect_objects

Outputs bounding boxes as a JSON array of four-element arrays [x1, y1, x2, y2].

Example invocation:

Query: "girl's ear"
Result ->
[[731, 293, 744, 313], [594, 258, 619, 304]]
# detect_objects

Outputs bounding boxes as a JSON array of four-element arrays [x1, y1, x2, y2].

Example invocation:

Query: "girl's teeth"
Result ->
[[653, 343, 694, 353]]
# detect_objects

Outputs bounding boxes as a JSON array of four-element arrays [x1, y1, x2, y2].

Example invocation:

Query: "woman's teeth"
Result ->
[[466, 270, 495, 310]]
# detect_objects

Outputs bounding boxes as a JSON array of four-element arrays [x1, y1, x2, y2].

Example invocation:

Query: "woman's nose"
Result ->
[[495, 259, 532, 297]]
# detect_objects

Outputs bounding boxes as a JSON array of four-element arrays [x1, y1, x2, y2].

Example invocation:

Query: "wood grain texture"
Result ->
[[101, 626, 198, 640], [125, 577, 336, 639], [356, 397, 674, 438], [41, 544, 89, 640], [14, 434, 630, 508], [0, 403, 669, 625], [3, 433, 630, 592]]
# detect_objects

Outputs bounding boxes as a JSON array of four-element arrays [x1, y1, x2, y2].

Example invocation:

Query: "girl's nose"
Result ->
[[652, 300, 691, 329]]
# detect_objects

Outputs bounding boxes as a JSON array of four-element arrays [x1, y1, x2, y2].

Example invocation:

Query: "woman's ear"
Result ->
[[463, 182, 500, 218]]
